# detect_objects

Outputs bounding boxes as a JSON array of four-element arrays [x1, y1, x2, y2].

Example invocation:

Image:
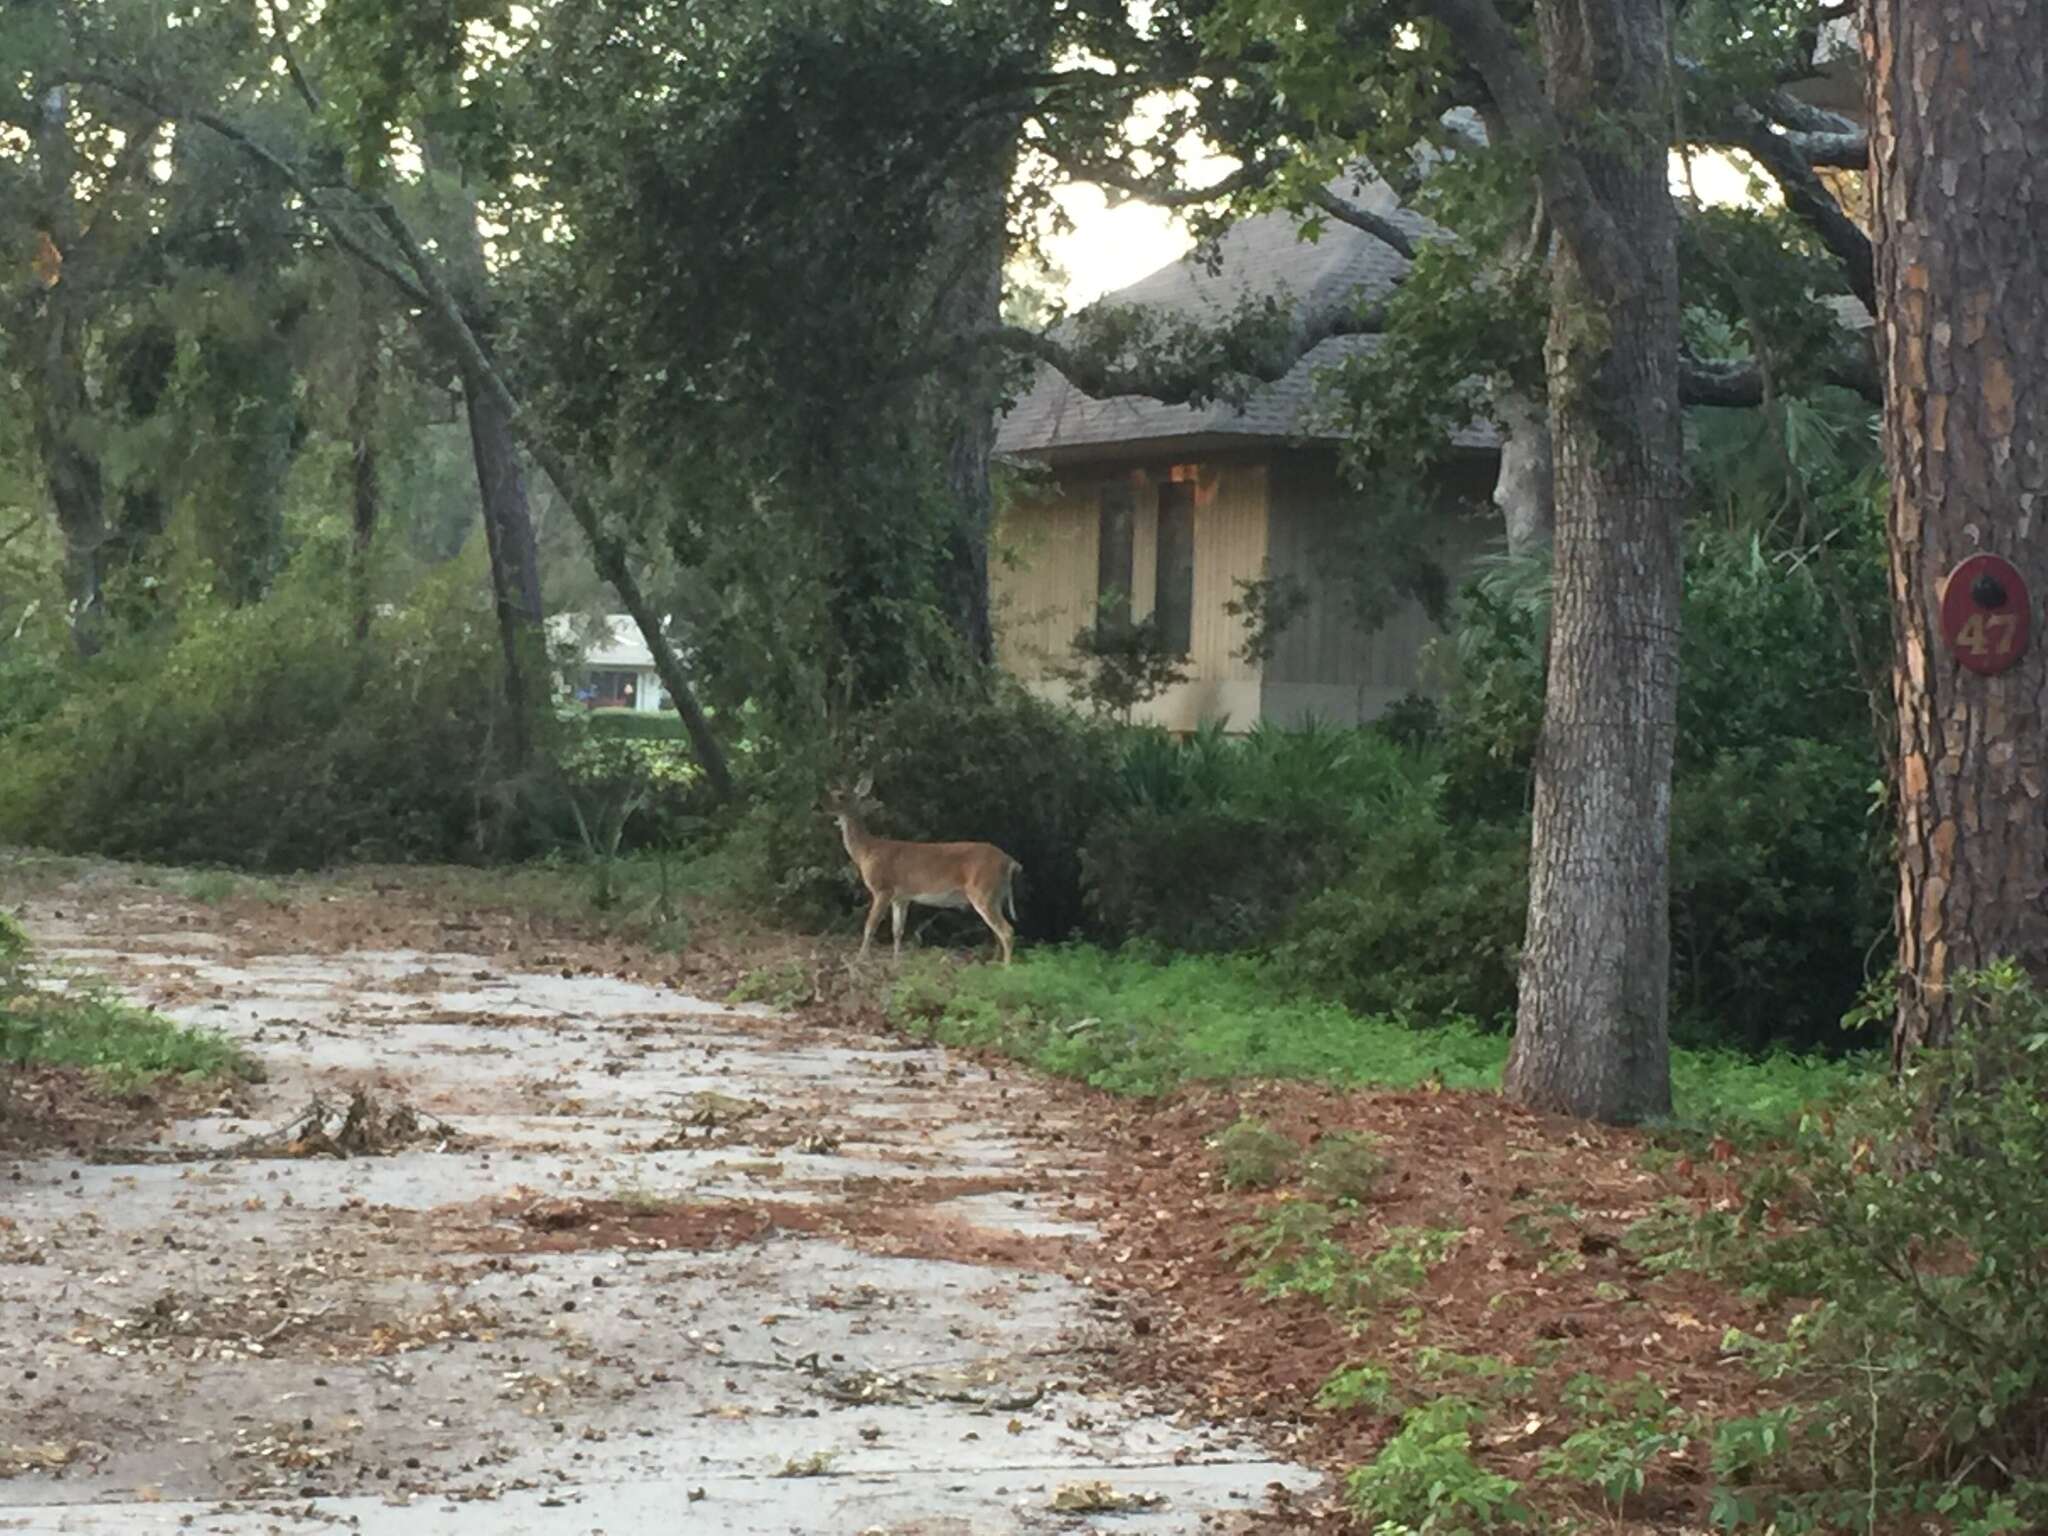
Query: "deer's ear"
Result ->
[[852, 773, 874, 799]]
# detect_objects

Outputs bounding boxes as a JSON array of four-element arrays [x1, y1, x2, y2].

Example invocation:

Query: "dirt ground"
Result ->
[[1, 863, 1791, 1534]]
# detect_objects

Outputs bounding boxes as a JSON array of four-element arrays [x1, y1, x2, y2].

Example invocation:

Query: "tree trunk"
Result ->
[[932, 166, 1008, 668], [1491, 385, 1555, 555], [1501, 0, 1683, 1123], [460, 358, 544, 762], [421, 141, 547, 760], [349, 304, 381, 645], [31, 303, 109, 657], [1871, 0, 2048, 1064]]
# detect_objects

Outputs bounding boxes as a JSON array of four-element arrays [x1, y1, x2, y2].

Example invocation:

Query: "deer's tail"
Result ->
[[1004, 860, 1022, 923]]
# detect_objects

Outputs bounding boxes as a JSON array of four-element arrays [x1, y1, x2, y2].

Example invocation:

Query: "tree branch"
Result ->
[[1306, 184, 1421, 260], [259, 0, 324, 114], [1415, 0, 1633, 296], [73, 73, 429, 307], [1680, 343, 1880, 406], [987, 295, 1390, 408], [1726, 110, 1874, 313]]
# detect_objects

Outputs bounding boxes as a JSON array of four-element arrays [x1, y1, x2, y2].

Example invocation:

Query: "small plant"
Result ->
[[1210, 1116, 1299, 1190], [1240, 1207, 1464, 1318], [1409, 1348, 1537, 1401], [1302, 1130, 1389, 1203], [1052, 604, 1189, 722], [1538, 1377, 1699, 1511], [728, 959, 813, 1010], [1317, 1362, 1405, 1415], [1345, 1397, 1532, 1532]]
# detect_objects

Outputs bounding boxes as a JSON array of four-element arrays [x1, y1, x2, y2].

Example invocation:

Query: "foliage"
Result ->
[[1210, 1117, 1298, 1191], [1241, 1210, 1465, 1316], [1706, 964, 2048, 1530], [1085, 720, 1439, 951], [1343, 1398, 1533, 1534], [1277, 813, 1528, 1027], [1302, 1131, 1389, 1204], [1225, 567, 1312, 665]]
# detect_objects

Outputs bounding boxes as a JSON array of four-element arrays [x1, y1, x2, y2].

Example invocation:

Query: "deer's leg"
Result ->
[[860, 892, 886, 960], [891, 901, 906, 962], [968, 894, 1014, 967]]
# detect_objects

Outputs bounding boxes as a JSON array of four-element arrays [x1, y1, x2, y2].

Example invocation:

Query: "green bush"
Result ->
[[1669, 740, 1888, 1052], [1082, 721, 1438, 951], [0, 566, 519, 868], [1709, 963, 2048, 1531], [1277, 814, 1528, 1027]]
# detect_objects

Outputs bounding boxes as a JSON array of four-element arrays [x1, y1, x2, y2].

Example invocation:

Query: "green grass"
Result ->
[[886, 944, 1875, 1132], [2, 913, 252, 1089], [1, 989, 252, 1087]]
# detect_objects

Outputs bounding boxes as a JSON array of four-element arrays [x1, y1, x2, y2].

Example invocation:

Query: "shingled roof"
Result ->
[[995, 172, 1501, 462]]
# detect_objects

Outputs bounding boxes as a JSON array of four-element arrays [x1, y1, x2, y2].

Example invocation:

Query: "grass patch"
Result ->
[[1, 914, 251, 1089], [886, 944, 1874, 1129]]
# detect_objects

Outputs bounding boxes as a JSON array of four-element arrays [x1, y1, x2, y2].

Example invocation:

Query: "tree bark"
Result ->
[[349, 301, 381, 645], [1871, 0, 2048, 1064], [1491, 386, 1555, 555], [1494, 0, 1684, 1123]]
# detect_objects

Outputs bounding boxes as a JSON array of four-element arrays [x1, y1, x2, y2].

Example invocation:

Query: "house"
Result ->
[[547, 613, 669, 713], [991, 176, 1502, 731]]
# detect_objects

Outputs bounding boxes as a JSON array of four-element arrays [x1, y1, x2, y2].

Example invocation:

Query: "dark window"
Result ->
[[1154, 480, 1196, 656], [1097, 482, 1135, 625]]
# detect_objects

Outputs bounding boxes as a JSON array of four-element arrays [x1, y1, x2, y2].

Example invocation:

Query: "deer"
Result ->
[[822, 775, 1021, 966]]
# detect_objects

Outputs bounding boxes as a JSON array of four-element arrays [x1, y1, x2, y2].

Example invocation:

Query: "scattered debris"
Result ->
[[1048, 1480, 1168, 1513]]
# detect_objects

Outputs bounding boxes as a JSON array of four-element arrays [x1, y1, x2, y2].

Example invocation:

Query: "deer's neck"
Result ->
[[835, 814, 874, 862]]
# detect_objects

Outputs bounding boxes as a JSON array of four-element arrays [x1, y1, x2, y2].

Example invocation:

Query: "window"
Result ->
[[1097, 482, 1135, 625], [1154, 480, 1195, 656]]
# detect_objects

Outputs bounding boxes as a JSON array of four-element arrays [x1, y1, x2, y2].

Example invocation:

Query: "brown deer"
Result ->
[[823, 776, 1021, 965]]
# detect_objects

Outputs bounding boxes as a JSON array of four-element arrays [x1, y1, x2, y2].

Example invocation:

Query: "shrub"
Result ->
[[1669, 740, 1888, 1052], [1712, 964, 2048, 1530], [1083, 721, 1438, 951], [0, 565, 518, 868], [1278, 814, 1528, 1027]]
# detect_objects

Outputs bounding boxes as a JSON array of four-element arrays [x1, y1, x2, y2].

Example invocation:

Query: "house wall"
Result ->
[[991, 457, 1269, 732], [1260, 452, 1498, 725]]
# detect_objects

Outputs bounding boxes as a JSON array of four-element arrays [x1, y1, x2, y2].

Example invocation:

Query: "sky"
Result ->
[[1043, 150, 1763, 307]]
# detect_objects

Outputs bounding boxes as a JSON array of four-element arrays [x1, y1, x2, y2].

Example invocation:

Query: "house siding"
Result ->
[[992, 458, 1269, 732], [1260, 453, 1497, 726]]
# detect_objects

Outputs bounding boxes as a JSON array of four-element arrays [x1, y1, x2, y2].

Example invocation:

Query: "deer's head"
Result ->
[[820, 773, 875, 824]]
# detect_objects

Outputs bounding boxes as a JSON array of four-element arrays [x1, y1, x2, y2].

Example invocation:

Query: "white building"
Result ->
[[547, 613, 669, 714]]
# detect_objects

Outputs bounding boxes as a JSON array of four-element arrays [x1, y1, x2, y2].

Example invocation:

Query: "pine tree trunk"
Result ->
[[1501, 0, 1683, 1123], [1871, 0, 2048, 1063]]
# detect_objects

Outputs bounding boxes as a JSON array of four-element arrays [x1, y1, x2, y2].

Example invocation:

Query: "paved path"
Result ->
[[1, 897, 1315, 1534]]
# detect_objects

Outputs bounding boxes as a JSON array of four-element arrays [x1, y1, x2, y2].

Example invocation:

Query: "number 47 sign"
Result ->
[[1939, 554, 2031, 676]]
